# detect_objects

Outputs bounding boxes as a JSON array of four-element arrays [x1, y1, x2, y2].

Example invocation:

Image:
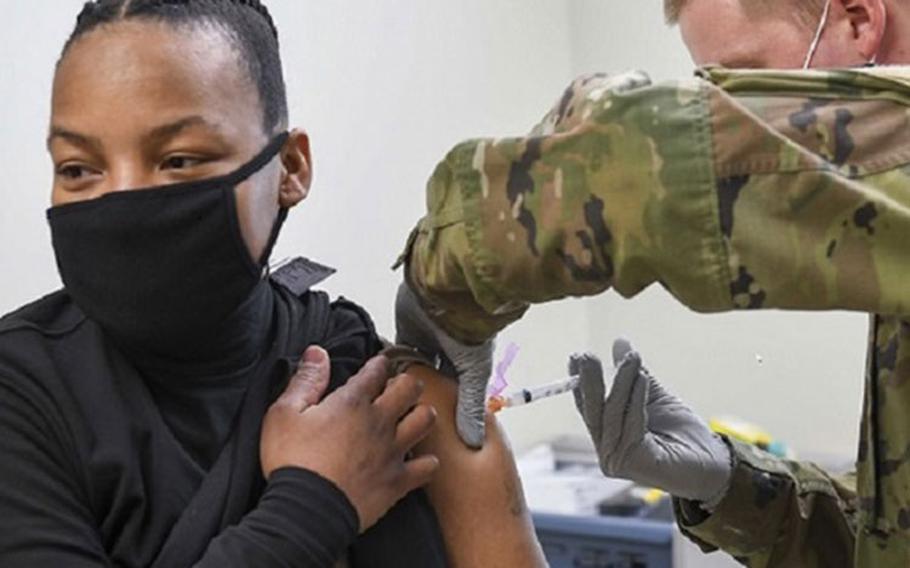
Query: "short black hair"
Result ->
[[61, 0, 288, 134]]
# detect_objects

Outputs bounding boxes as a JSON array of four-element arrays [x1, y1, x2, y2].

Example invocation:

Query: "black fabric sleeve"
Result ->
[[196, 468, 358, 568], [0, 378, 358, 568], [0, 382, 110, 568]]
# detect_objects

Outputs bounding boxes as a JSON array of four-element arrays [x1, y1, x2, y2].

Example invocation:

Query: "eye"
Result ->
[[56, 163, 96, 181], [161, 155, 204, 171]]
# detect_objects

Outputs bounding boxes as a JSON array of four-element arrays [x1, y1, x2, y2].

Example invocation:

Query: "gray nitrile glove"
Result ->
[[571, 339, 733, 506], [395, 282, 494, 449]]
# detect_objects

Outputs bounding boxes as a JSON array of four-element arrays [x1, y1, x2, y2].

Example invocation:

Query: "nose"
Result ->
[[101, 161, 157, 196]]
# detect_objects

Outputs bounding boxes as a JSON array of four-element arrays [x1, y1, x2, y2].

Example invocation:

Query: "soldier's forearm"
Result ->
[[402, 71, 910, 343], [402, 79, 727, 342]]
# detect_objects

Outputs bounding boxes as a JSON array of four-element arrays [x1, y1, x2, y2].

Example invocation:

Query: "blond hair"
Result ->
[[663, 0, 827, 27]]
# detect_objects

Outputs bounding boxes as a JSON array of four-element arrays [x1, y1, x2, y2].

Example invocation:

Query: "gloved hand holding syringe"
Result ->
[[487, 339, 734, 510]]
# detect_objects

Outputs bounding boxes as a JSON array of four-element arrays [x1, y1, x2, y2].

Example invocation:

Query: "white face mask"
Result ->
[[803, 0, 833, 69]]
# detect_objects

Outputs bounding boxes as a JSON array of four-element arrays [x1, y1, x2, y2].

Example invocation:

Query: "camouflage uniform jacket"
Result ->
[[400, 66, 910, 567]]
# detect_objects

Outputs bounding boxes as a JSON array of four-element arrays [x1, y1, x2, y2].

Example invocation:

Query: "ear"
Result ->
[[279, 129, 312, 209], [839, 0, 887, 61]]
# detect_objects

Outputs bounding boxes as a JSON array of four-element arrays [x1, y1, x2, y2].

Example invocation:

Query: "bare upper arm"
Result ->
[[405, 365, 547, 568]]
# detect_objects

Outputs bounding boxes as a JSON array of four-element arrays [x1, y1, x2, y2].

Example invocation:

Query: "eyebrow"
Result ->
[[146, 115, 220, 143], [46, 128, 101, 152], [47, 115, 222, 151]]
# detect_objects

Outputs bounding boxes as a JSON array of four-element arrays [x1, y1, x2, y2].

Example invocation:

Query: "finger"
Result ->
[[571, 353, 606, 441], [614, 364, 649, 457], [612, 338, 635, 367], [344, 355, 393, 402], [399, 454, 440, 494], [440, 336, 494, 390], [276, 346, 331, 411], [642, 366, 675, 407], [456, 372, 488, 449], [395, 404, 437, 455], [641, 368, 702, 435], [600, 352, 642, 457], [375, 373, 425, 420], [572, 359, 585, 425], [572, 377, 584, 417]]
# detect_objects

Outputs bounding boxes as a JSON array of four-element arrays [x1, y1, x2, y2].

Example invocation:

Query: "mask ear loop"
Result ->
[[803, 0, 832, 69], [256, 134, 293, 272], [258, 206, 289, 273], [223, 132, 291, 278]]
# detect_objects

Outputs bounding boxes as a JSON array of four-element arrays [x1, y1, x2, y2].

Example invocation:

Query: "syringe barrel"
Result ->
[[503, 375, 580, 407]]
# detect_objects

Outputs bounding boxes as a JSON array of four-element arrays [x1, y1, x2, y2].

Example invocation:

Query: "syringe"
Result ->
[[487, 375, 581, 413]]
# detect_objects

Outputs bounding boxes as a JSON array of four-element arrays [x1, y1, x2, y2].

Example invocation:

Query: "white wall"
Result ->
[[0, 5, 75, 310], [568, 0, 694, 82], [0, 1, 866, 461]]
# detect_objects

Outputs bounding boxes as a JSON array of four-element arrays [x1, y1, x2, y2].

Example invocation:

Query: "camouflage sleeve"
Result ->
[[674, 438, 857, 567], [401, 71, 910, 343]]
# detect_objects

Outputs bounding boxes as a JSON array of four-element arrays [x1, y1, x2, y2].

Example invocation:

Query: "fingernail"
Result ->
[[304, 346, 327, 365]]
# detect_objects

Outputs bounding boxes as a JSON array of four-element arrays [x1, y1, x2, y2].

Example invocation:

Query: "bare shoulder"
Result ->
[[405, 365, 547, 568]]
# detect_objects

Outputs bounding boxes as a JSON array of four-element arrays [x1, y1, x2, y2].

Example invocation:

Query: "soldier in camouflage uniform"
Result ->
[[394, 0, 910, 566]]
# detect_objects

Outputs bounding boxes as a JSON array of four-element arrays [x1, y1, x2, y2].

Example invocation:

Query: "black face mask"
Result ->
[[48, 133, 290, 357]]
